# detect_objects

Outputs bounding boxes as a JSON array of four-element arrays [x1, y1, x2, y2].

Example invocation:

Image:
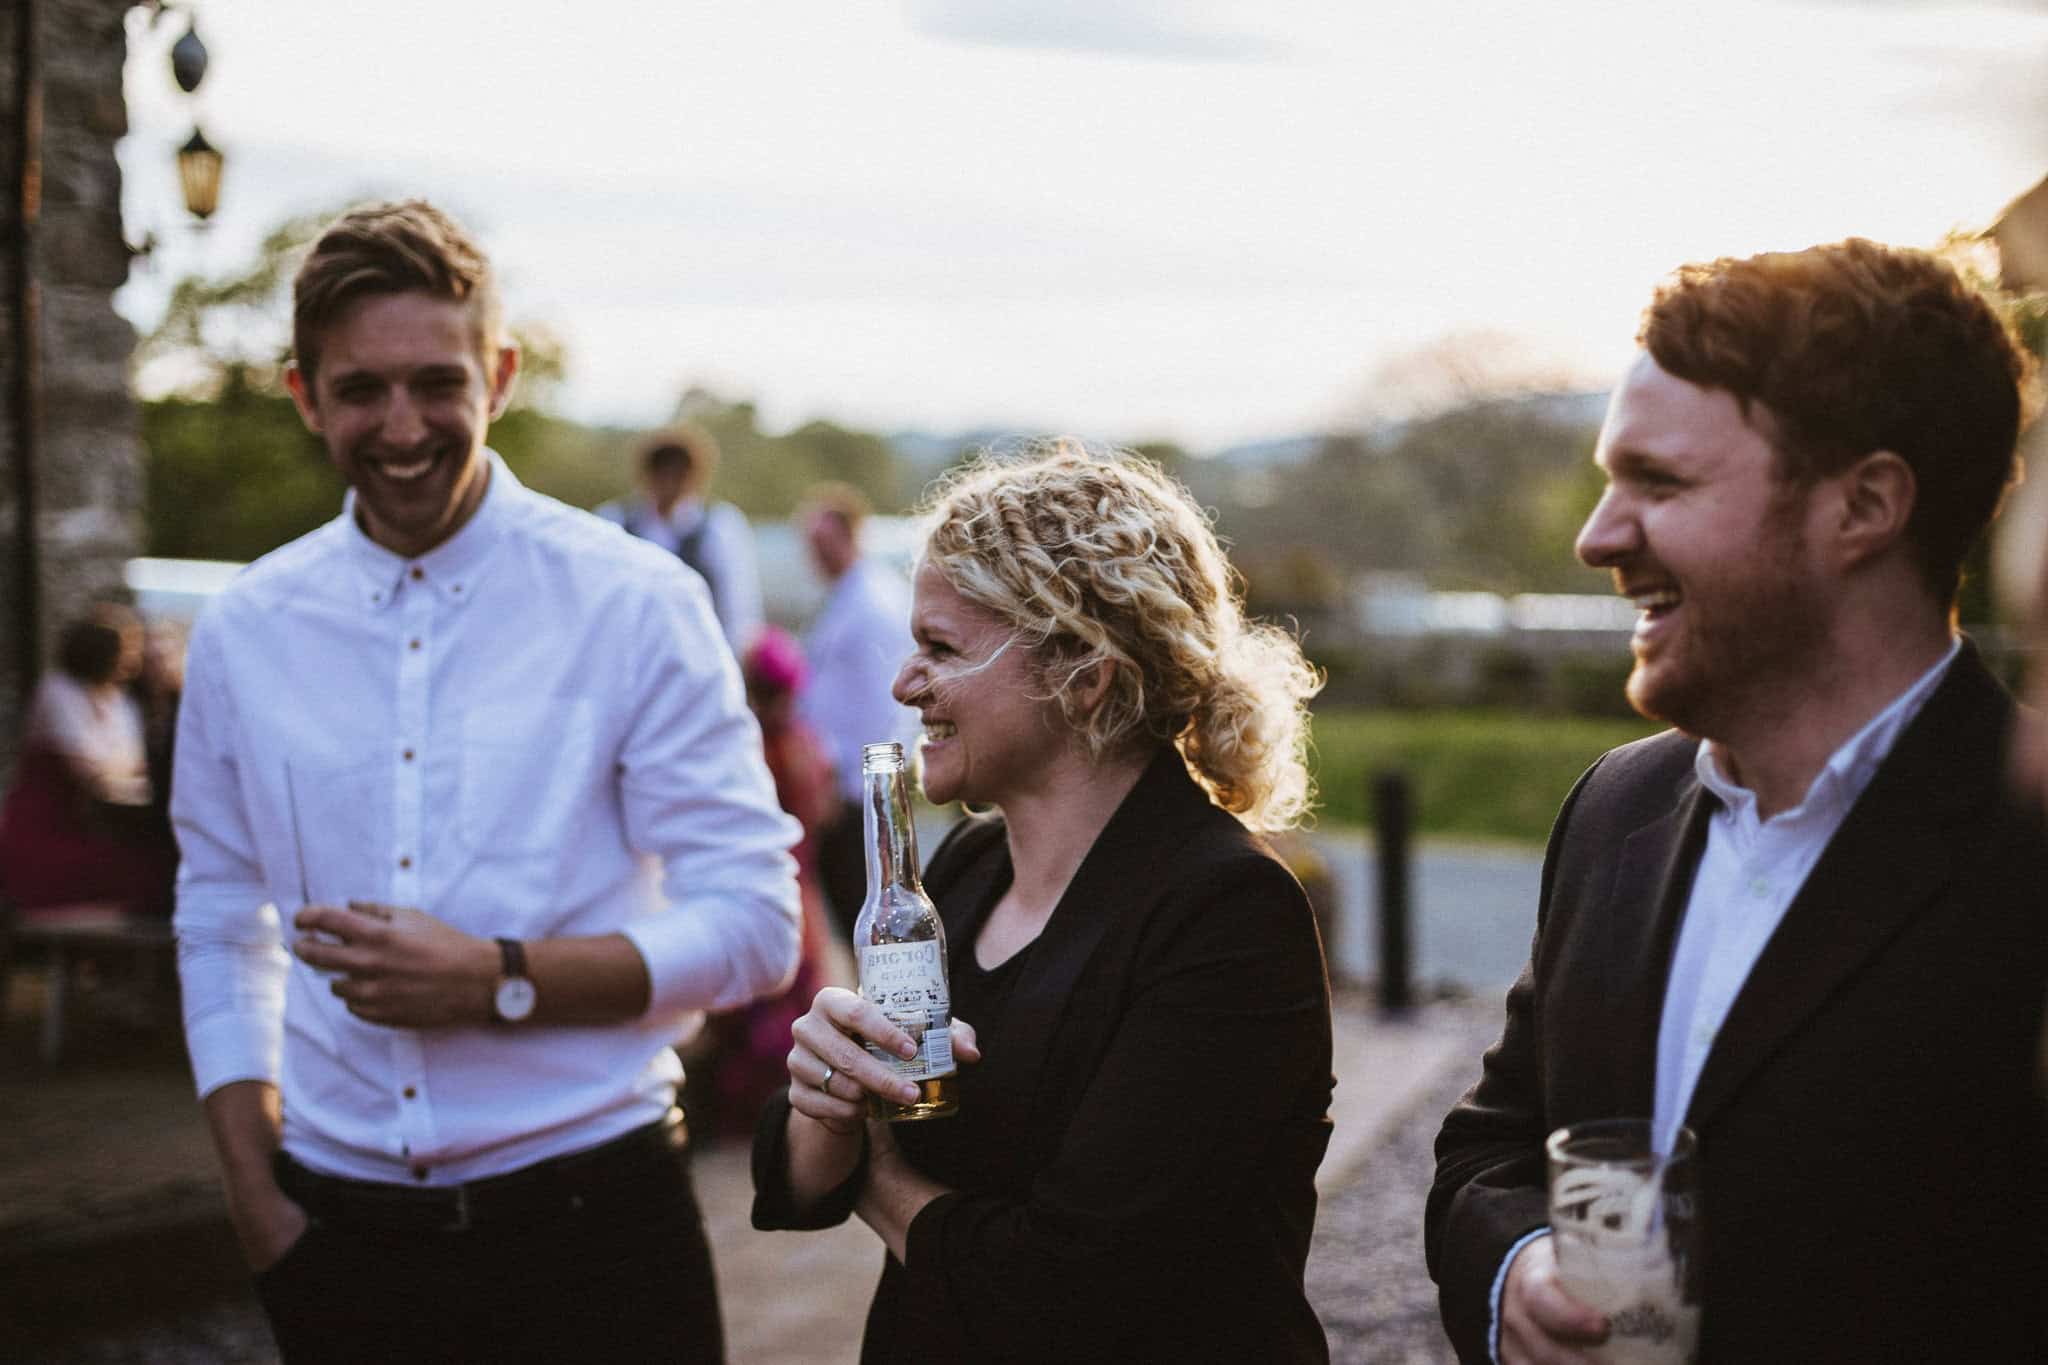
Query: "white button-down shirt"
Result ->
[[799, 559, 919, 802], [1652, 637, 1959, 1154], [173, 453, 800, 1185]]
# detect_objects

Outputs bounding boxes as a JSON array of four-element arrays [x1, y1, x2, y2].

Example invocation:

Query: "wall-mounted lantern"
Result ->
[[175, 127, 222, 221]]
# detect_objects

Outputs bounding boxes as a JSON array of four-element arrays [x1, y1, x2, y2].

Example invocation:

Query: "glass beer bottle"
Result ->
[[853, 741, 958, 1121]]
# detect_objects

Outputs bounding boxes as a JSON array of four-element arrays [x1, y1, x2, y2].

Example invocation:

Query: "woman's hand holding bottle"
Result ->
[[787, 988, 980, 1136]]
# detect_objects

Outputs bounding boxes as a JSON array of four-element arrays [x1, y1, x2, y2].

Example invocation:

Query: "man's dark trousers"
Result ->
[[256, 1119, 723, 1363]]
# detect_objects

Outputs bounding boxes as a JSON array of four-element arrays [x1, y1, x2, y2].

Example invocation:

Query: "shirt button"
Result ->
[[410, 567, 424, 581], [1749, 878, 1770, 897], [399, 856, 413, 870], [403, 1086, 417, 1100], [409, 638, 421, 651], [403, 748, 415, 761]]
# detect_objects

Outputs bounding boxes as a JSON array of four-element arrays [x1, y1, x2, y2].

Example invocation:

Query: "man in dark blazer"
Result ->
[[1427, 238, 2048, 1364]]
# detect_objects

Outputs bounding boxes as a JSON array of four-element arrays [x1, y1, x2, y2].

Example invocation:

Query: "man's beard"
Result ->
[[1626, 506, 1822, 741]]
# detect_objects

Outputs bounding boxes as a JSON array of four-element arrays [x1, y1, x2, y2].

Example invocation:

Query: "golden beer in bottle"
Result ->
[[853, 741, 958, 1121]]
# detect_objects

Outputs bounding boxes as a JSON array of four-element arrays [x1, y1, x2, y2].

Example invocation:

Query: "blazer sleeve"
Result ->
[[749, 1085, 869, 1230], [896, 852, 1331, 1358], [1424, 758, 1601, 1364]]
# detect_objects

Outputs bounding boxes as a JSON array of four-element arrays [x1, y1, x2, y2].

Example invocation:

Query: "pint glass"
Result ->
[[1545, 1118, 1701, 1365]]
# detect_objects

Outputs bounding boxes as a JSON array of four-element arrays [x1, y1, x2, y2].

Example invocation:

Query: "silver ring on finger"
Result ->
[[819, 1065, 835, 1093]]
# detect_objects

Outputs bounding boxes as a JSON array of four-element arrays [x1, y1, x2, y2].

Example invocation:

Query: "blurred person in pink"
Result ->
[[0, 604, 174, 916], [698, 628, 842, 1138]]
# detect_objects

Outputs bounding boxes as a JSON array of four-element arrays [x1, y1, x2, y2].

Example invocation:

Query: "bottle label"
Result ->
[[857, 940, 955, 1080]]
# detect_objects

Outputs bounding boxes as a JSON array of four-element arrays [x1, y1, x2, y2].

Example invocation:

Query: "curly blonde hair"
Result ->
[[918, 440, 1322, 831]]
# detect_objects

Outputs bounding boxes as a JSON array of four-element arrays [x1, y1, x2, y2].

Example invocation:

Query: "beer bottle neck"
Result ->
[[862, 764, 924, 894]]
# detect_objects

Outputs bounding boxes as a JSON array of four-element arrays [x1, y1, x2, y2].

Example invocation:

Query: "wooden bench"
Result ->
[[0, 901, 176, 1064]]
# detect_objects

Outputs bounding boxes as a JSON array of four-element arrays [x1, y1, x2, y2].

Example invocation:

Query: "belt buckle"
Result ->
[[446, 1181, 473, 1232]]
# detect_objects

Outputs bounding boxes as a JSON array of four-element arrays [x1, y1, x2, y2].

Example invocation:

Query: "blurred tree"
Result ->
[[1238, 544, 1346, 617], [1937, 226, 2048, 627], [142, 377, 340, 560], [1208, 393, 1608, 599], [1129, 440, 1193, 484], [135, 210, 327, 397], [1349, 329, 1589, 426], [785, 419, 901, 512], [1373, 400, 1606, 593]]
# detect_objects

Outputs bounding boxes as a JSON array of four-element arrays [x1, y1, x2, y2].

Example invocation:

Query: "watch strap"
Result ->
[[496, 937, 528, 980]]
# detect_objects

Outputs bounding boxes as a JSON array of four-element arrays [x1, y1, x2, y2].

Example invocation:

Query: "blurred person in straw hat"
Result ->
[[598, 422, 763, 654]]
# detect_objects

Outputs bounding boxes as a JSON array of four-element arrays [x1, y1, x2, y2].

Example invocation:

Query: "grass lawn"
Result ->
[[1309, 708, 1665, 846]]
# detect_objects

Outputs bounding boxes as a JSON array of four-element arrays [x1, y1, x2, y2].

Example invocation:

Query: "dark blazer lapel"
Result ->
[[995, 749, 1215, 1122], [1597, 772, 1714, 1116], [1684, 649, 2007, 1130], [932, 820, 1010, 957]]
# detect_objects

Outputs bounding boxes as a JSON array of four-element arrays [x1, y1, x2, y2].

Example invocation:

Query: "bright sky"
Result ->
[[115, 0, 2048, 452]]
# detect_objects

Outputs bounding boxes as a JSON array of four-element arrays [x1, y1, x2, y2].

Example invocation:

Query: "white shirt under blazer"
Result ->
[[173, 453, 801, 1186]]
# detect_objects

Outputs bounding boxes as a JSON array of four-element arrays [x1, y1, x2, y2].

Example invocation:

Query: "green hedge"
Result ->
[[1308, 707, 1664, 845]]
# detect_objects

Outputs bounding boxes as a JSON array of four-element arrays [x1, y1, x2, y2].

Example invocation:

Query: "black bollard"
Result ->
[[1374, 771, 1414, 1015]]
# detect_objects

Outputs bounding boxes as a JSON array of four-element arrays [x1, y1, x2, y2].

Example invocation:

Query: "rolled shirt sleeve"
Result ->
[[171, 613, 292, 1098], [616, 573, 801, 1016]]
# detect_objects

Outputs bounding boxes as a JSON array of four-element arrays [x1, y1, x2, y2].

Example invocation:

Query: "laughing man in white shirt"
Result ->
[[172, 200, 800, 1364]]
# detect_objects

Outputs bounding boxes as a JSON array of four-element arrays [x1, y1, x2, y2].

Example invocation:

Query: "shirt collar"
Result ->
[[1694, 635, 1961, 827], [343, 449, 519, 613]]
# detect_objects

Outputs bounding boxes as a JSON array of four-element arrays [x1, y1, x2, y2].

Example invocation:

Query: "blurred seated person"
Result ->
[[0, 604, 175, 915], [597, 424, 763, 653], [751, 442, 1335, 1363], [697, 629, 843, 1138]]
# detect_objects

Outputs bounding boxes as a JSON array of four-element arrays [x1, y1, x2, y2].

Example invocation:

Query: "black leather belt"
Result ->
[[276, 1113, 687, 1234]]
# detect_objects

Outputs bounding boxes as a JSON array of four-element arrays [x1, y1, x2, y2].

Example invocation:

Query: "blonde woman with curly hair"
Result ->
[[752, 441, 1335, 1363]]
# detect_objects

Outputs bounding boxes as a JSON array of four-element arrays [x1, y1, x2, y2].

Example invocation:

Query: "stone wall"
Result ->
[[0, 0, 142, 778]]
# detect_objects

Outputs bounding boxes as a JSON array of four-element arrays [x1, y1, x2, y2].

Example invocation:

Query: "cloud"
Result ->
[[904, 0, 1289, 62]]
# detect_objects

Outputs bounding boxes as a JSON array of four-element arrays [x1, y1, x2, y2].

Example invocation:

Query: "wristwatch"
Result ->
[[492, 937, 537, 1023]]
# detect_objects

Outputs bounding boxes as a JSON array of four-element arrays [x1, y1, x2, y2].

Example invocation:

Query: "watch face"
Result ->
[[495, 976, 537, 1022]]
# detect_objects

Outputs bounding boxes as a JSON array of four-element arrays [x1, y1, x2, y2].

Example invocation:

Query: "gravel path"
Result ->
[[1309, 1027, 1485, 1364]]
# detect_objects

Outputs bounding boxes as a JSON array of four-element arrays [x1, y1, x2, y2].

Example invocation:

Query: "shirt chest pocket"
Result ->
[[457, 700, 603, 857]]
